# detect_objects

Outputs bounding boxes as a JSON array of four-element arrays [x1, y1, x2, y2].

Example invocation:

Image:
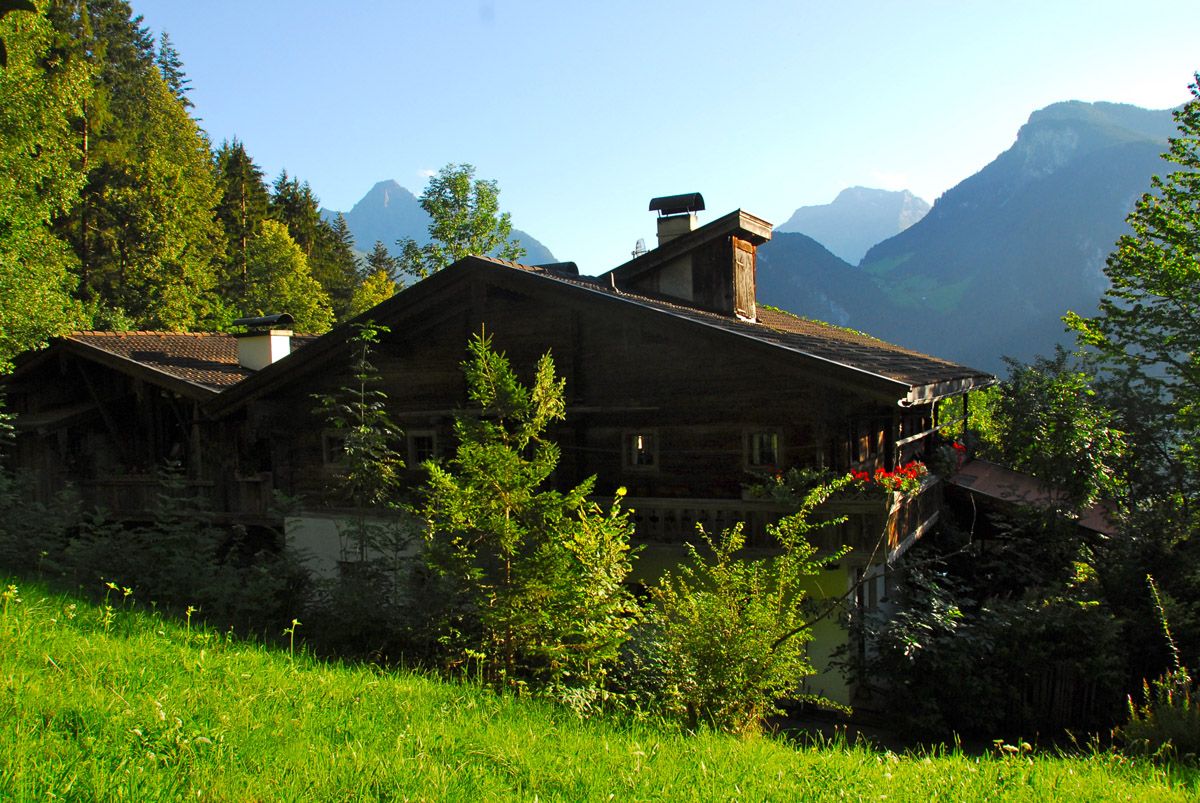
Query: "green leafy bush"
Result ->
[[636, 480, 848, 734]]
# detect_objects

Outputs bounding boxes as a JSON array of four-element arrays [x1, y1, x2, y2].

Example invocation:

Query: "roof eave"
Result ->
[[61, 338, 224, 401], [902, 374, 997, 407]]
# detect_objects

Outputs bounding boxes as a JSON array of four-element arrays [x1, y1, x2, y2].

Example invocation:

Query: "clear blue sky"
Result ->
[[133, 0, 1195, 273]]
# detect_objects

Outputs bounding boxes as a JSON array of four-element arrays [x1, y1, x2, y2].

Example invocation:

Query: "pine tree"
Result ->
[[154, 31, 190, 108], [49, 0, 224, 330], [365, 240, 399, 283], [213, 138, 270, 299], [321, 212, 362, 319], [419, 333, 637, 694]]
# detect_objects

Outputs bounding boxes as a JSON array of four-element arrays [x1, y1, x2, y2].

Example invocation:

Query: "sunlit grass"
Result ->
[[1, 579, 1196, 801]]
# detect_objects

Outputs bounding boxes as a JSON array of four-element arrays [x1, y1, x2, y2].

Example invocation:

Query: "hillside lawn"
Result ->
[[2, 580, 1196, 801]]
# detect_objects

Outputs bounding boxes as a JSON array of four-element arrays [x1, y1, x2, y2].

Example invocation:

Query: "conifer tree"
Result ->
[[213, 138, 270, 298], [271, 172, 359, 318], [154, 31, 190, 108], [365, 240, 399, 283], [49, 0, 224, 330]]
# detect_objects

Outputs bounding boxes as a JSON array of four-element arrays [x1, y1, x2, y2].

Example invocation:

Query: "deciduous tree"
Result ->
[[397, 163, 524, 281], [1067, 74, 1200, 527], [0, 2, 89, 369], [243, 220, 333, 333]]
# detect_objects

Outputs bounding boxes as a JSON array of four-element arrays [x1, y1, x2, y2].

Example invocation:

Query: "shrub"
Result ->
[[638, 480, 848, 734]]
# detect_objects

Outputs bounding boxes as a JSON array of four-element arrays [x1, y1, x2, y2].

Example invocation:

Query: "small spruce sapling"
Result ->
[[418, 332, 637, 702]]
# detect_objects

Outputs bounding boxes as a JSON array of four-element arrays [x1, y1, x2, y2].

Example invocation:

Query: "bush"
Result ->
[[633, 480, 848, 734]]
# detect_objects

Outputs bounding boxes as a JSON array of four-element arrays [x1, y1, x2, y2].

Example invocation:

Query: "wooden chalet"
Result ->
[[4, 199, 994, 703]]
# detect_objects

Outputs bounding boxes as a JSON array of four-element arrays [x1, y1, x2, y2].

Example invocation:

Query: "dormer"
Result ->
[[602, 195, 771, 320]]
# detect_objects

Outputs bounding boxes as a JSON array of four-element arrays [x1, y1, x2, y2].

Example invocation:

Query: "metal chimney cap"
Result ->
[[232, 313, 294, 329], [649, 193, 705, 217]]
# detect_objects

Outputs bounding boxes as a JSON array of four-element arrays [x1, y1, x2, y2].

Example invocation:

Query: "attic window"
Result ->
[[746, 431, 781, 469], [624, 431, 658, 471]]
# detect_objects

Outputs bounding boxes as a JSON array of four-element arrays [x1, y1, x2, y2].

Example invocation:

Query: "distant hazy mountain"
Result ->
[[759, 101, 1176, 372], [777, 187, 930, 265], [322, 179, 556, 265]]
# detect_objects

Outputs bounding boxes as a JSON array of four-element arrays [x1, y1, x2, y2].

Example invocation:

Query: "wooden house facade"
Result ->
[[4, 204, 993, 703]]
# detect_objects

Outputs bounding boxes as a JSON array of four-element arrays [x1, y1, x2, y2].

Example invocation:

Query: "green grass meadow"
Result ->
[[2, 580, 1196, 801]]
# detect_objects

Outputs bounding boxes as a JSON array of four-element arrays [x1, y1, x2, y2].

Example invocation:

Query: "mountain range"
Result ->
[[321, 180, 556, 265], [759, 101, 1177, 372], [776, 187, 930, 265]]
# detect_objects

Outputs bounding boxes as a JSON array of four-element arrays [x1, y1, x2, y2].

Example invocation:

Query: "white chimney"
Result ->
[[232, 313, 295, 370], [236, 329, 292, 370], [649, 192, 705, 247]]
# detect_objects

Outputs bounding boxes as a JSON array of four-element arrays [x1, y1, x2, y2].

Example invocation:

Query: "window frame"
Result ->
[[622, 429, 659, 473], [744, 429, 783, 471]]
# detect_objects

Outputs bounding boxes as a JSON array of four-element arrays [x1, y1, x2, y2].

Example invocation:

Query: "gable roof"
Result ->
[[206, 254, 993, 415], [492, 259, 993, 403], [8, 332, 316, 401]]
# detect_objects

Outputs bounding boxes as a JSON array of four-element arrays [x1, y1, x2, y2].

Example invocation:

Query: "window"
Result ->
[[745, 430, 781, 469], [623, 431, 658, 471], [407, 430, 438, 465], [321, 431, 346, 468]]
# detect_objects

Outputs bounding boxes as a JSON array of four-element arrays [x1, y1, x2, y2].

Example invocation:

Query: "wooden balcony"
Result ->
[[622, 476, 941, 564]]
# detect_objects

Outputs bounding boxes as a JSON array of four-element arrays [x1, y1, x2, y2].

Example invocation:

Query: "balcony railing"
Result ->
[[622, 476, 942, 562]]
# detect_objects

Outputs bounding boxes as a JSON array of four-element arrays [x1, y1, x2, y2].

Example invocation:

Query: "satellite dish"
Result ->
[[631, 238, 647, 258]]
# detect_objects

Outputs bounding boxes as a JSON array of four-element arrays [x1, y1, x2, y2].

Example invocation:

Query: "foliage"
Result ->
[[312, 322, 405, 517], [270, 172, 360, 320], [49, 0, 226, 331], [153, 31, 189, 107], [4, 580, 1195, 800], [243, 220, 334, 332], [365, 240, 399, 282], [640, 479, 849, 734], [852, 512, 1127, 737], [0, 0, 36, 68], [0, 1, 89, 368], [1121, 577, 1200, 762], [397, 163, 524, 281], [1066, 73, 1200, 525], [306, 322, 413, 657], [348, 268, 397, 318], [949, 350, 1126, 507], [417, 333, 637, 700], [212, 138, 270, 300]]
